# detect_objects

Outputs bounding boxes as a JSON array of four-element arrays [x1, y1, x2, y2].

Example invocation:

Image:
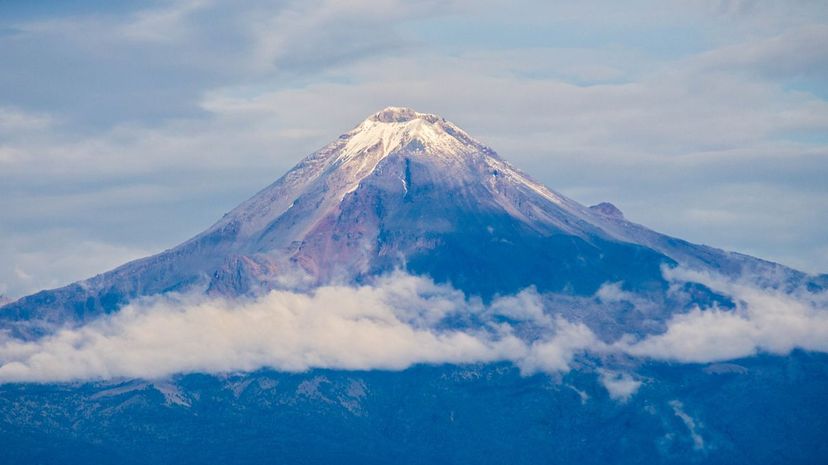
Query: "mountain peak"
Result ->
[[340, 107, 486, 164], [589, 202, 624, 219], [368, 106, 441, 124]]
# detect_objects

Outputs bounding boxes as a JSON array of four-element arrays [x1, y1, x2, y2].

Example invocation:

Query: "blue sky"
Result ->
[[1, 0, 827, 298]]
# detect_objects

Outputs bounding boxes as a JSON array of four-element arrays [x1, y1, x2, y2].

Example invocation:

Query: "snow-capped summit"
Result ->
[[0, 107, 812, 333], [369, 106, 438, 123], [337, 106, 487, 165]]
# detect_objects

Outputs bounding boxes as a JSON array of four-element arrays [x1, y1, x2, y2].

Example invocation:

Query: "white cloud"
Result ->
[[599, 369, 642, 402], [517, 321, 602, 374], [694, 24, 828, 81], [121, 0, 211, 42], [620, 267, 828, 363], [2, 267, 826, 387], [0, 106, 53, 133], [0, 274, 593, 383]]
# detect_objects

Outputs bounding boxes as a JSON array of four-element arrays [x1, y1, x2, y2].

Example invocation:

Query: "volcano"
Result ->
[[0, 107, 811, 334]]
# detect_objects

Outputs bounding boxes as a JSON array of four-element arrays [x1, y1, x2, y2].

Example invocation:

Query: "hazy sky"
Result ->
[[1, 0, 827, 298]]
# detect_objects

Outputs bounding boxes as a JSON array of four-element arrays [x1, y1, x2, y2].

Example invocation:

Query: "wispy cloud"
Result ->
[[670, 400, 705, 450], [599, 369, 643, 402], [0, 231, 150, 298]]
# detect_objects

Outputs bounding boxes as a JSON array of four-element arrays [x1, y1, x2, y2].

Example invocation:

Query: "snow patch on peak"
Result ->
[[338, 108, 483, 164], [370, 106, 440, 123]]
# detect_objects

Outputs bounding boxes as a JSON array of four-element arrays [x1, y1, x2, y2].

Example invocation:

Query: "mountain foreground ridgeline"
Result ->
[[0, 107, 817, 334]]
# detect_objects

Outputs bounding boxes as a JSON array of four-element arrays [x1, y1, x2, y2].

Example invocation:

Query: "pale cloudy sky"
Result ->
[[1, 0, 827, 298]]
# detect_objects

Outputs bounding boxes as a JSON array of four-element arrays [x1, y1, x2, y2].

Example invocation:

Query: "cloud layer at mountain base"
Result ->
[[0, 269, 826, 389], [0, 274, 594, 383]]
